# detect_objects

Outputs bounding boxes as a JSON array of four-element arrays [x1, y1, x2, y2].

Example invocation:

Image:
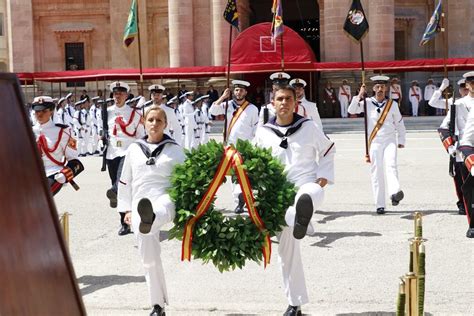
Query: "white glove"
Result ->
[[471, 167, 474, 176], [54, 172, 67, 184], [447, 145, 456, 157], [440, 78, 450, 91]]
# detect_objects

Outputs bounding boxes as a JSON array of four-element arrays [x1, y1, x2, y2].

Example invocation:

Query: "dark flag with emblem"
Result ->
[[123, 0, 138, 47], [343, 0, 369, 42], [271, 0, 284, 43], [419, 0, 442, 46], [223, 0, 239, 31]]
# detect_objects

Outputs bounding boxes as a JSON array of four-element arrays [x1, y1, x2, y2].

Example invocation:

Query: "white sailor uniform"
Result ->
[[33, 119, 81, 195], [408, 86, 423, 116], [73, 108, 91, 155], [348, 96, 406, 209], [253, 114, 335, 307], [338, 84, 352, 118], [181, 99, 196, 150], [117, 136, 185, 309]]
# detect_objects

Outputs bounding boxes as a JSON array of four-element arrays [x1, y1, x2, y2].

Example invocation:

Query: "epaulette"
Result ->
[[55, 123, 69, 129]]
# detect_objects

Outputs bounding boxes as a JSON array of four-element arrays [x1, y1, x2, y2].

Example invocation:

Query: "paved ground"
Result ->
[[54, 129, 473, 316]]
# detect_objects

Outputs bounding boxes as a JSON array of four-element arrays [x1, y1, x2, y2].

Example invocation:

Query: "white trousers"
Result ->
[[77, 130, 90, 155], [410, 100, 419, 116], [183, 124, 194, 150], [131, 194, 176, 308], [279, 183, 324, 306], [369, 139, 401, 208], [340, 99, 349, 118]]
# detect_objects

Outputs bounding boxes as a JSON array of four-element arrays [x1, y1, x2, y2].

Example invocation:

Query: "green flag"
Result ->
[[123, 0, 138, 47]]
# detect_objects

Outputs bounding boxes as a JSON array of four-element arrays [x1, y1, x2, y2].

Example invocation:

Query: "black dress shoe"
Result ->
[[293, 193, 313, 239], [138, 198, 155, 234], [283, 305, 302, 316], [106, 189, 117, 208], [150, 304, 165, 316], [391, 190, 404, 206], [376, 207, 386, 214], [457, 201, 466, 215], [466, 228, 474, 238], [118, 223, 131, 236], [234, 193, 245, 214]]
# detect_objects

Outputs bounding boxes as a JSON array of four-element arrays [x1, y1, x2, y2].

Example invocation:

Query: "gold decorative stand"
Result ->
[[59, 212, 70, 247]]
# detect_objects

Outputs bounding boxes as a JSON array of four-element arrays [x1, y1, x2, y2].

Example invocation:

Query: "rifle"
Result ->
[[100, 100, 109, 172], [448, 86, 456, 177]]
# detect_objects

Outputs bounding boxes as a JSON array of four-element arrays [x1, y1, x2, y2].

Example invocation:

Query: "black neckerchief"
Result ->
[[371, 97, 388, 113], [263, 114, 309, 149], [135, 134, 177, 165]]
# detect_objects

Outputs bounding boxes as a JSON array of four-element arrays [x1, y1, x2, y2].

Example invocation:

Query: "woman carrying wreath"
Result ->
[[253, 85, 335, 316], [118, 105, 185, 316]]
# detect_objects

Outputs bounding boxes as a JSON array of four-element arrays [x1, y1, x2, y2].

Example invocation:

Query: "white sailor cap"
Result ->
[[167, 96, 178, 105], [411, 80, 419, 85], [32, 96, 55, 111], [91, 96, 100, 102], [463, 71, 474, 82], [179, 91, 195, 100], [106, 98, 114, 103], [289, 78, 307, 88], [125, 95, 142, 105], [232, 80, 251, 89], [74, 99, 87, 107], [52, 98, 59, 102], [269, 72, 291, 84], [193, 94, 210, 104], [457, 78, 466, 86], [391, 77, 399, 82], [97, 99, 105, 105], [58, 97, 66, 105], [427, 78, 434, 83], [109, 81, 130, 93], [65, 93, 73, 99], [370, 75, 390, 84], [148, 84, 166, 93]]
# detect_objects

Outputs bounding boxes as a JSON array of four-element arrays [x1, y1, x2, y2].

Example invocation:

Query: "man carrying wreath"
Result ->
[[253, 85, 335, 316]]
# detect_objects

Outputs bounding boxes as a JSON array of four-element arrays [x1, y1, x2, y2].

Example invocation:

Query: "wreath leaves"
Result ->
[[169, 139, 296, 272]]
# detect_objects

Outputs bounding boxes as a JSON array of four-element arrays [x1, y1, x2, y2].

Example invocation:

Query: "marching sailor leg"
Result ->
[[278, 183, 324, 308], [369, 142, 387, 212], [384, 140, 404, 206], [132, 194, 176, 312]]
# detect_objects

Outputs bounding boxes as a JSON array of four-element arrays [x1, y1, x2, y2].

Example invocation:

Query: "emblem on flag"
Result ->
[[343, 0, 369, 42], [223, 0, 239, 30], [271, 0, 284, 43], [419, 0, 442, 46]]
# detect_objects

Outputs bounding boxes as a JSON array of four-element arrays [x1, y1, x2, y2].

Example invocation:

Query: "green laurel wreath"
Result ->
[[168, 139, 296, 272]]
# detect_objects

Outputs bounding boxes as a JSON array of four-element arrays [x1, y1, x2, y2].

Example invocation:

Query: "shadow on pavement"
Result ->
[[308, 231, 382, 248], [336, 312, 433, 316], [315, 209, 457, 224], [78, 275, 145, 296]]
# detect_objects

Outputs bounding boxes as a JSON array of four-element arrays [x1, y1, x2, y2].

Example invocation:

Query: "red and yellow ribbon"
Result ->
[[181, 146, 272, 267]]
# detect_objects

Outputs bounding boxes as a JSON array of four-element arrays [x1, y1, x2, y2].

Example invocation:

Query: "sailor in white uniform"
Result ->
[[408, 80, 423, 117], [289, 78, 324, 131], [32, 96, 84, 196], [259, 72, 291, 126], [101, 81, 145, 236], [348, 75, 406, 214], [180, 91, 197, 150], [253, 85, 335, 316], [209, 80, 259, 213], [73, 98, 91, 157], [430, 78, 470, 215], [118, 105, 185, 316], [452, 71, 474, 238], [338, 79, 352, 118]]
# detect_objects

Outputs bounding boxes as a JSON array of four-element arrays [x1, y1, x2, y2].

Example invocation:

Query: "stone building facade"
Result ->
[[3, 0, 474, 108]]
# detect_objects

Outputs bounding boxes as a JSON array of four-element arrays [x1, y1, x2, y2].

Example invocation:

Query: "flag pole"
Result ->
[[280, 0, 285, 71], [136, 0, 144, 96], [441, 11, 449, 112], [360, 41, 370, 162], [223, 24, 233, 144]]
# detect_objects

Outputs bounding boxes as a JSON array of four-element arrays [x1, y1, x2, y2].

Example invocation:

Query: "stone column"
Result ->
[[168, 0, 194, 67], [367, 0, 394, 61], [6, 0, 34, 72], [321, 0, 351, 62], [193, 0, 211, 66], [211, 0, 231, 66], [448, 0, 474, 57]]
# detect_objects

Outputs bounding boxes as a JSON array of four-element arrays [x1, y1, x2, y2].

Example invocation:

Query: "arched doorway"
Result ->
[[248, 0, 320, 61]]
